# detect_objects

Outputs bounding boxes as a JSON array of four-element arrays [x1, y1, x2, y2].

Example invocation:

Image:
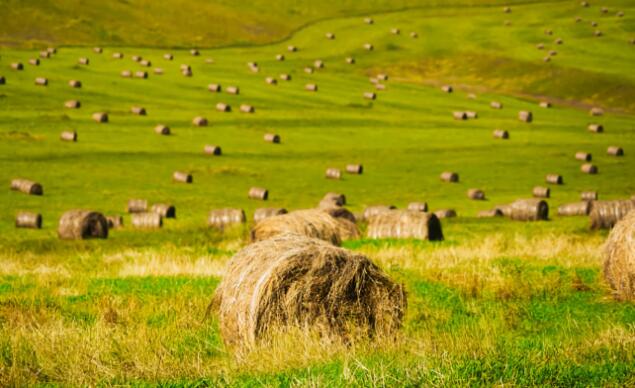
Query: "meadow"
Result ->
[[1, 0, 634, 385]]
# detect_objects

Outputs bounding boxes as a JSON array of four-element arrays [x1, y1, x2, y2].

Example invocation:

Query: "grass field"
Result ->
[[1, 0, 635, 385]]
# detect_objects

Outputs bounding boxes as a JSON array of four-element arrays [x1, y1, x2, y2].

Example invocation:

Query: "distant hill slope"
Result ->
[[0, 0, 543, 48]]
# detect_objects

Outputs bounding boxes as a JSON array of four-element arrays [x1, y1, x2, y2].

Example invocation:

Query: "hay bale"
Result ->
[[545, 174, 563, 184], [503, 6, 511, 13], [478, 209, 503, 218], [363, 205, 396, 221], [16, 212, 42, 229], [173, 171, 192, 183], [164, 53, 173, 60], [34, 77, 47, 86], [533, 186, 550, 198], [121, 70, 132, 78], [440, 171, 459, 183], [240, 104, 255, 113], [465, 111, 478, 119], [490, 101, 503, 109], [131, 212, 162, 229], [180, 64, 191, 71], [377, 74, 388, 81], [112, 52, 123, 59], [581, 191, 598, 201], [441, 85, 453, 93], [60, 131, 77, 142], [603, 210, 635, 300], [594, 30, 603, 37], [325, 32, 335, 39], [313, 60, 324, 69], [264, 133, 280, 143], [265, 77, 277, 85], [280, 74, 291, 81], [363, 43, 374, 50], [181, 68, 192, 77], [510, 199, 549, 221], [10, 179, 43, 195], [434, 209, 457, 219], [518, 111, 533, 123], [58, 210, 108, 239], [346, 164, 363, 174], [468, 189, 486, 200], [407, 202, 428, 212], [590, 200, 635, 229], [346, 57, 355, 64], [543, 56, 551, 63], [39, 51, 51, 59], [539, 101, 552, 108], [154, 125, 170, 135], [390, 28, 400, 35], [29, 58, 40, 66], [78, 57, 89, 65], [134, 71, 148, 79], [139, 59, 151, 67], [190, 49, 199, 56], [249, 187, 268, 200], [575, 152, 592, 161], [558, 201, 592, 216], [364, 17, 374, 24], [251, 209, 349, 245], [493, 129, 509, 139], [588, 124, 603, 133], [132, 55, 142, 62], [127, 199, 148, 213], [92, 112, 108, 123], [453, 111, 467, 120], [554, 38, 563, 45], [208, 83, 221, 92], [93, 47, 102, 53], [131, 106, 146, 115], [581, 163, 598, 174], [320, 206, 357, 224], [607, 146, 624, 156], [375, 83, 386, 91], [364, 92, 377, 100], [204, 145, 222, 156], [322, 192, 346, 207], [69, 80, 82, 88], [410, 32, 418, 38], [325, 168, 342, 180], [213, 234, 405, 347], [216, 103, 231, 112], [581, 1, 589, 7], [226, 86, 239, 95], [288, 45, 298, 52], [276, 54, 285, 61], [151, 203, 176, 218], [65, 100, 81, 109], [106, 215, 123, 229], [208, 209, 246, 229], [192, 116, 208, 126], [549, 50, 558, 56], [367, 210, 443, 241], [495, 204, 513, 217], [11, 62, 23, 70], [590, 107, 603, 116], [304, 67, 314, 74], [254, 208, 288, 223]]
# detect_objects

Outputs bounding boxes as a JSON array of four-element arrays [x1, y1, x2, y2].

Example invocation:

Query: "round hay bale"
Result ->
[[407, 202, 428, 212], [375, 83, 386, 90], [377, 74, 388, 81], [121, 70, 132, 78], [305, 83, 318, 92], [304, 67, 314, 74], [251, 209, 347, 245], [204, 145, 222, 156], [575, 152, 592, 161], [58, 210, 108, 240], [131, 106, 146, 115], [518, 111, 533, 123], [478, 209, 503, 218], [11, 62, 24, 70], [503, 6, 511, 13], [132, 55, 142, 62], [495, 204, 512, 217], [493, 129, 509, 139], [533, 186, 550, 198], [490, 101, 503, 109], [240, 104, 255, 113], [363, 205, 396, 221], [280, 74, 291, 81], [254, 208, 288, 223], [29, 59, 40, 66], [151, 203, 176, 218], [588, 124, 603, 133], [213, 234, 405, 347], [465, 111, 478, 119], [10, 179, 43, 195], [266, 77, 277, 85], [603, 210, 635, 300], [322, 192, 346, 207], [226, 86, 239, 95], [590, 107, 603, 116], [410, 31, 418, 38], [325, 168, 341, 180], [155, 69, 164, 76], [581, 163, 598, 174], [581, 191, 598, 201], [216, 103, 231, 112], [139, 59, 151, 67], [346, 57, 355, 64], [154, 125, 170, 135], [594, 30, 603, 37], [164, 53, 173, 60], [276, 54, 285, 61], [543, 56, 551, 63], [93, 47, 102, 53], [208, 83, 221, 92], [190, 49, 199, 56], [180, 64, 191, 71], [173, 171, 193, 183], [364, 17, 374, 24], [131, 212, 162, 229], [390, 28, 400, 35], [558, 201, 592, 216], [112, 52, 123, 59], [545, 174, 563, 184], [346, 164, 363, 174], [581, 1, 589, 7], [325, 32, 335, 39], [468, 189, 486, 200], [440, 171, 459, 183], [69, 80, 82, 88], [590, 200, 635, 230], [192, 116, 208, 126], [16, 212, 42, 229], [320, 206, 357, 224], [554, 38, 563, 45], [127, 199, 148, 213], [60, 131, 77, 142], [434, 209, 457, 219], [106, 215, 123, 229], [249, 187, 268, 200], [92, 112, 108, 123], [208, 208, 246, 229], [288, 45, 298, 52], [510, 199, 549, 221], [182, 68, 193, 77], [35, 77, 47, 86], [453, 111, 467, 120], [264, 133, 280, 143], [134, 71, 148, 79], [367, 210, 443, 241], [549, 50, 557, 56], [539, 101, 552, 108], [78, 57, 89, 65], [364, 92, 377, 100], [64, 100, 81, 109], [607, 146, 624, 156], [441, 85, 453, 93]]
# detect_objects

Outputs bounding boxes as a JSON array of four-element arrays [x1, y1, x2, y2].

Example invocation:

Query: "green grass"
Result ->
[[1, 0, 634, 385]]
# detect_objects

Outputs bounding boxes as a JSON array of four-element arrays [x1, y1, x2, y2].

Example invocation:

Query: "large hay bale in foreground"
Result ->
[[254, 208, 288, 223], [367, 210, 443, 241], [208, 209, 246, 229], [10, 179, 43, 195], [510, 199, 549, 221], [251, 209, 347, 245], [16, 212, 42, 229], [603, 210, 635, 300], [213, 234, 406, 347], [131, 212, 162, 229], [590, 200, 635, 229], [58, 210, 108, 240], [558, 201, 592, 216]]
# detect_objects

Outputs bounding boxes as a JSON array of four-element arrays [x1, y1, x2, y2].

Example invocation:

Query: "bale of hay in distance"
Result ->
[[407, 202, 428, 212], [441, 85, 453, 93], [363, 43, 374, 51], [173, 171, 192, 183], [190, 49, 199, 56], [493, 129, 509, 139], [16, 212, 42, 229], [264, 133, 280, 143], [453, 111, 467, 120], [69, 80, 82, 88], [346, 164, 363, 174], [434, 209, 457, 219], [325, 168, 341, 180], [93, 47, 102, 53], [139, 59, 151, 67], [490, 101, 503, 109], [607, 146, 624, 156], [375, 84, 386, 91], [590, 107, 603, 116], [364, 17, 374, 24], [11, 62, 24, 70], [78, 57, 89, 65], [216, 103, 231, 112], [10, 179, 43, 195], [367, 210, 443, 240], [364, 92, 377, 100], [280, 74, 291, 81], [590, 200, 635, 229], [204, 145, 222, 156], [192, 116, 208, 126], [581, 163, 598, 174], [60, 131, 77, 142], [151, 203, 176, 218], [240, 104, 255, 113], [346, 57, 355, 64], [131, 106, 146, 115], [275, 54, 285, 61], [106, 215, 123, 229], [410, 31, 418, 38], [208, 83, 221, 92], [254, 208, 288, 223], [155, 125, 170, 135], [251, 209, 348, 245], [558, 201, 592, 216], [546, 174, 563, 184], [209, 209, 246, 229], [533, 186, 550, 198], [121, 70, 132, 78], [132, 55, 142, 62], [266, 77, 277, 85], [575, 152, 592, 161], [478, 209, 503, 218], [58, 210, 108, 239], [539, 101, 552, 108], [305, 83, 318, 92], [226, 86, 239, 95], [288, 45, 298, 52], [35, 77, 48, 86], [588, 124, 603, 133], [134, 71, 148, 79], [440, 171, 459, 183], [127, 199, 148, 213], [65, 100, 80, 109], [112, 52, 123, 59], [510, 199, 549, 221], [581, 191, 598, 201], [518, 111, 533, 122], [322, 192, 346, 207], [164, 53, 173, 60], [603, 210, 635, 300], [92, 112, 108, 123], [363, 205, 396, 221], [325, 32, 335, 39], [29, 59, 40, 66], [465, 111, 478, 119], [468, 189, 486, 200], [213, 234, 405, 347], [131, 212, 162, 229], [249, 187, 268, 200], [390, 28, 400, 35], [320, 206, 357, 224]]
